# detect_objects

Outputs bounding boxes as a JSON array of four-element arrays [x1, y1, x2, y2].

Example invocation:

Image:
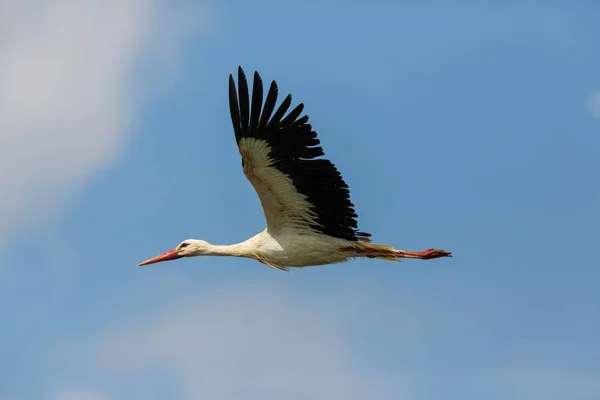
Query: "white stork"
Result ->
[[138, 67, 452, 271]]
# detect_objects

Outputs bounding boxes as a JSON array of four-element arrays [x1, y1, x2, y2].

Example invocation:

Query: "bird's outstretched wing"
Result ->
[[228, 67, 370, 242]]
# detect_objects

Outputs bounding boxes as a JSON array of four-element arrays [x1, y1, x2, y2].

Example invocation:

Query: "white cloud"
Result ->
[[589, 91, 600, 118], [64, 286, 405, 400], [56, 389, 107, 400], [0, 0, 205, 248], [500, 369, 600, 400]]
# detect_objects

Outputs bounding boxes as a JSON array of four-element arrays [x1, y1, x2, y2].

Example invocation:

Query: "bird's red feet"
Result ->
[[398, 248, 452, 260]]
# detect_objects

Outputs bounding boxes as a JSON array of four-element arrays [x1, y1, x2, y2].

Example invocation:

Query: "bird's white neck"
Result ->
[[202, 243, 251, 258]]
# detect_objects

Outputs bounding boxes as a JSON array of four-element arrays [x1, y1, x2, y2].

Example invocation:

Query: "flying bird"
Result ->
[[138, 67, 452, 271]]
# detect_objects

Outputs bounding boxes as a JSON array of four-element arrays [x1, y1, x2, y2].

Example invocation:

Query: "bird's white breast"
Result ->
[[250, 230, 354, 268]]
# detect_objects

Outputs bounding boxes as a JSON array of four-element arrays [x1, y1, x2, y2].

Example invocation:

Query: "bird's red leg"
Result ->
[[340, 246, 452, 260], [396, 248, 452, 260]]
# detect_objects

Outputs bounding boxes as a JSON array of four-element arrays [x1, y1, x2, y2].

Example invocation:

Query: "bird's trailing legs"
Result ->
[[341, 244, 452, 261], [395, 248, 452, 260]]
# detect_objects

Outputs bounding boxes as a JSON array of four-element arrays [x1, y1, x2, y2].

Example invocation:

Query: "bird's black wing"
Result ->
[[228, 66, 370, 242]]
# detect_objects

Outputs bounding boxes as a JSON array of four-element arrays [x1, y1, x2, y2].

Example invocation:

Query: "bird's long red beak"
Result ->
[[137, 249, 181, 266]]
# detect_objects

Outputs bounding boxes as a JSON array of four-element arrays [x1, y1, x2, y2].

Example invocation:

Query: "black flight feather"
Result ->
[[228, 66, 371, 242]]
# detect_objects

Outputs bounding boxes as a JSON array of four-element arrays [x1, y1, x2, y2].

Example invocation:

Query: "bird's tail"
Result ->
[[342, 242, 452, 261]]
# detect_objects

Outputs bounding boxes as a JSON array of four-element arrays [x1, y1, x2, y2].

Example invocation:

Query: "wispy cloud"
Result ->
[[33, 279, 600, 400], [56, 389, 107, 400], [60, 286, 405, 400], [500, 368, 600, 400], [0, 0, 204, 249], [589, 91, 600, 118]]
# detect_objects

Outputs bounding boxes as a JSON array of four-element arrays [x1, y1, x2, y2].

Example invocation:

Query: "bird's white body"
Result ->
[[172, 230, 416, 271], [136, 67, 451, 270], [235, 229, 356, 270]]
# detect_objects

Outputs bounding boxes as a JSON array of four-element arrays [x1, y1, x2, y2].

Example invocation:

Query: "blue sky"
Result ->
[[1, 1, 599, 399]]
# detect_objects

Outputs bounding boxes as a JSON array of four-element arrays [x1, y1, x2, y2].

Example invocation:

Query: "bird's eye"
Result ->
[[180, 243, 190, 249]]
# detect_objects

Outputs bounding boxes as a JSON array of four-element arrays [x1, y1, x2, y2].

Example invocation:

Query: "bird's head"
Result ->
[[137, 239, 210, 266]]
